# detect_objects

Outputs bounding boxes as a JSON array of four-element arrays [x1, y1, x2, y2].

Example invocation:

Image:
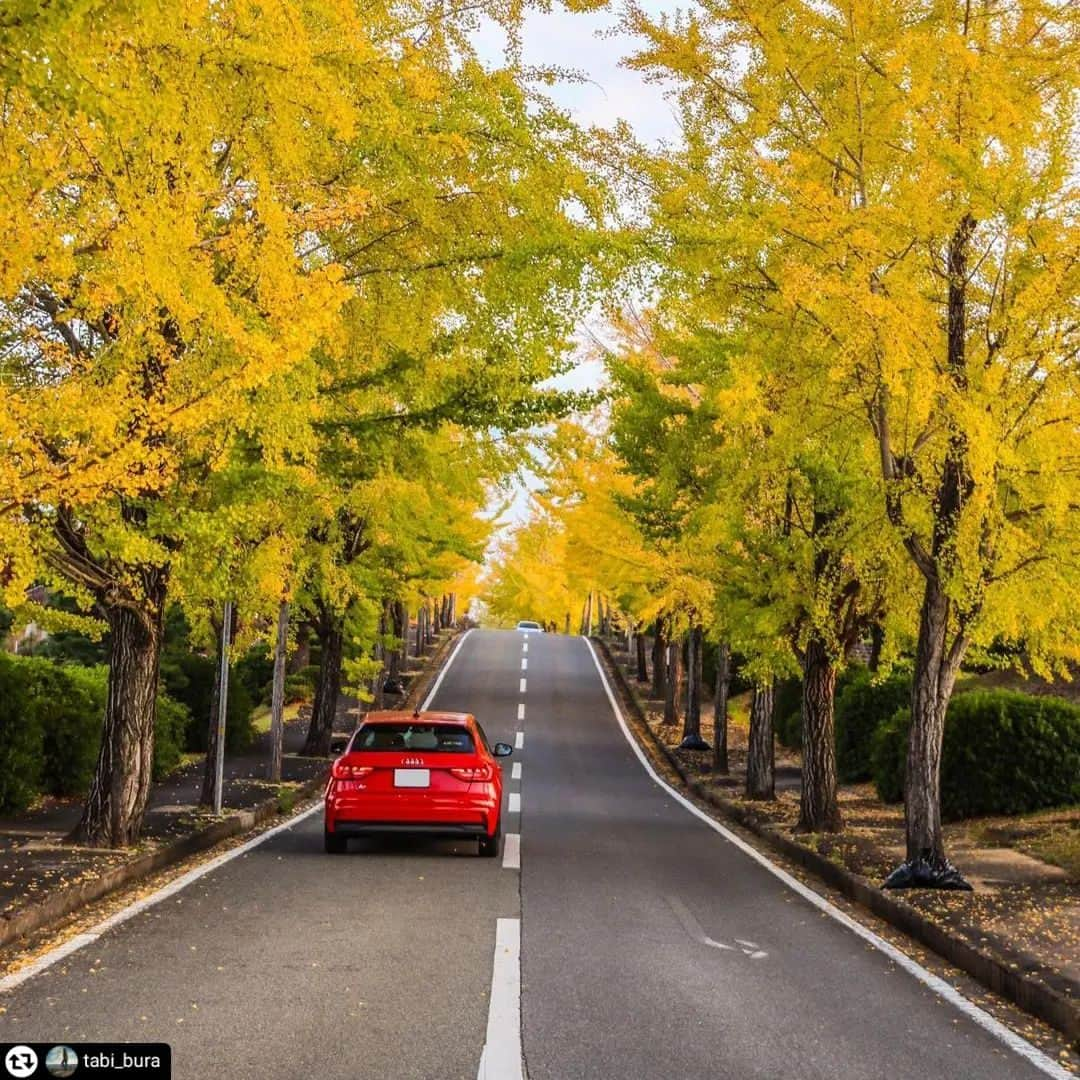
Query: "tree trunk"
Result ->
[[663, 637, 682, 725], [302, 603, 344, 757], [635, 625, 649, 683], [746, 681, 775, 800], [69, 582, 166, 847], [371, 601, 388, 711], [268, 600, 289, 783], [385, 600, 405, 693], [905, 578, 965, 864], [680, 626, 708, 750], [713, 642, 730, 773], [650, 621, 667, 701], [286, 620, 311, 674], [797, 636, 842, 832]]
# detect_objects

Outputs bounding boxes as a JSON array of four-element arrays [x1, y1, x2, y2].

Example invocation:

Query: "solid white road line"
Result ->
[[420, 627, 475, 710], [476, 918, 523, 1080], [1, 628, 484, 996], [519, 677, 527, 694], [503, 833, 521, 871], [0, 802, 323, 993], [508, 792, 522, 814], [515, 732, 524, 749], [581, 638, 1071, 1080], [517, 703, 525, 722], [521, 658, 528, 671], [511, 762, 522, 781]]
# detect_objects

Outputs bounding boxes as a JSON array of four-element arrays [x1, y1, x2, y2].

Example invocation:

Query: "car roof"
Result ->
[[360, 710, 473, 727]]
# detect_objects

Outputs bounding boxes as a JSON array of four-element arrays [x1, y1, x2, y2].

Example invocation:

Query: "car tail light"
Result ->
[[450, 764, 493, 783], [332, 760, 375, 780]]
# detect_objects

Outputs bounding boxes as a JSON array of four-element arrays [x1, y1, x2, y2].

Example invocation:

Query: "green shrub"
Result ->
[[773, 665, 872, 754], [163, 651, 255, 753], [153, 692, 189, 779], [0, 653, 192, 808], [38, 664, 108, 797], [872, 690, 1080, 819], [774, 678, 803, 749], [284, 664, 319, 705], [870, 708, 909, 803], [235, 645, 274, 706], [835, 668, 912, 782], [0, 654, 45, 812]]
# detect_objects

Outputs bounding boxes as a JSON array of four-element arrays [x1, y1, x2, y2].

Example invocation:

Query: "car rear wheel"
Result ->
[[324, 829, 347, 854], [479, 820, 501, 858]]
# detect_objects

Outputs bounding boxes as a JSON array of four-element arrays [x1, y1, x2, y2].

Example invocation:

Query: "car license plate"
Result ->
[[394, 768, 430, 788]]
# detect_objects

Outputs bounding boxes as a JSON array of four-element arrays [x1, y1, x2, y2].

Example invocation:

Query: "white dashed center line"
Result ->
[[511, 762, 522, 780], [517, 703, 525, 721], [514, 731, 524, 750], [508, 792, 522, 814], [521, 658, 528, 671], [519, 677, 527, 694], [502, 833, 521, 870]]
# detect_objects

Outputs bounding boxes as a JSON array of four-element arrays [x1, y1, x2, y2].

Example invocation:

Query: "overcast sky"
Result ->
[[473, 3, 678, 528], [473, 3, 679, 148]]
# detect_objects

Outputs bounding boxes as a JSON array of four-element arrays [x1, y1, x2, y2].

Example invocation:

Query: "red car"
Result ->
[[324, 710, 513, 856]]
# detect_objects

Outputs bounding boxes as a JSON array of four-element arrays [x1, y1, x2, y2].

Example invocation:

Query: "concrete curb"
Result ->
[[0, 771, 329, 952], [594, 636, 1080, 1047]]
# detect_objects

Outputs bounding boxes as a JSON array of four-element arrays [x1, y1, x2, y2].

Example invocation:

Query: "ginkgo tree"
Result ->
[[0, 0, 609, 846], [625, 0, 1080, 881]]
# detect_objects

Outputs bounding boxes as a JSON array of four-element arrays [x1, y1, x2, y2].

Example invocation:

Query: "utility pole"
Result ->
[[268, 599, 289, 783], [213, 599, 233, 816]]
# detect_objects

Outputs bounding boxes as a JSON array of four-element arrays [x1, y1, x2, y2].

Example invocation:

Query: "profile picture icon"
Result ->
[[45, 1045, 79, 1077]]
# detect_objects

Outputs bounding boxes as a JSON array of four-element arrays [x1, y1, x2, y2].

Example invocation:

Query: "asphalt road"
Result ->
[[0, 629, 1065, 1079]]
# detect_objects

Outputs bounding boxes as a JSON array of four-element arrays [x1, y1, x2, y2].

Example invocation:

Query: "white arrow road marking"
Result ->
[[503, 833, 521, 870], [584, 638, 1071, 1080], [514, 731, 524, 749], [508, 792, 521, 814], [476, 918, 523, 1080], [511, 762, 522, 780], [667, 895, 737, 954]]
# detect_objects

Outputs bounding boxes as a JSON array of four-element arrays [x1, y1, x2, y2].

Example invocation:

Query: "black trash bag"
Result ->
[[883, 854, 973, 891], [678, 734, 710, 752]]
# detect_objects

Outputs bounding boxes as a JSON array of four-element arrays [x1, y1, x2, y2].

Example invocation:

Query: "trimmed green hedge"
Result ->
[[0, 654, 190, 813], [872, 690, 1080, 819], [773, 666, 877, 755], [835, 668, 912, 782], [161, 650, 256, 754], [774, 678, 803, 749]]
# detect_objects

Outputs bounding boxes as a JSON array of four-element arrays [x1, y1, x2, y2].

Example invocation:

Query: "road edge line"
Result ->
[[581, 636, 1071, 1080], [420, 627, 474, 710]]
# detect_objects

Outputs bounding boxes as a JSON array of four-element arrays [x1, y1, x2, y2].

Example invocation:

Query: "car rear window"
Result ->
[[351, 724, 475, 753]]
